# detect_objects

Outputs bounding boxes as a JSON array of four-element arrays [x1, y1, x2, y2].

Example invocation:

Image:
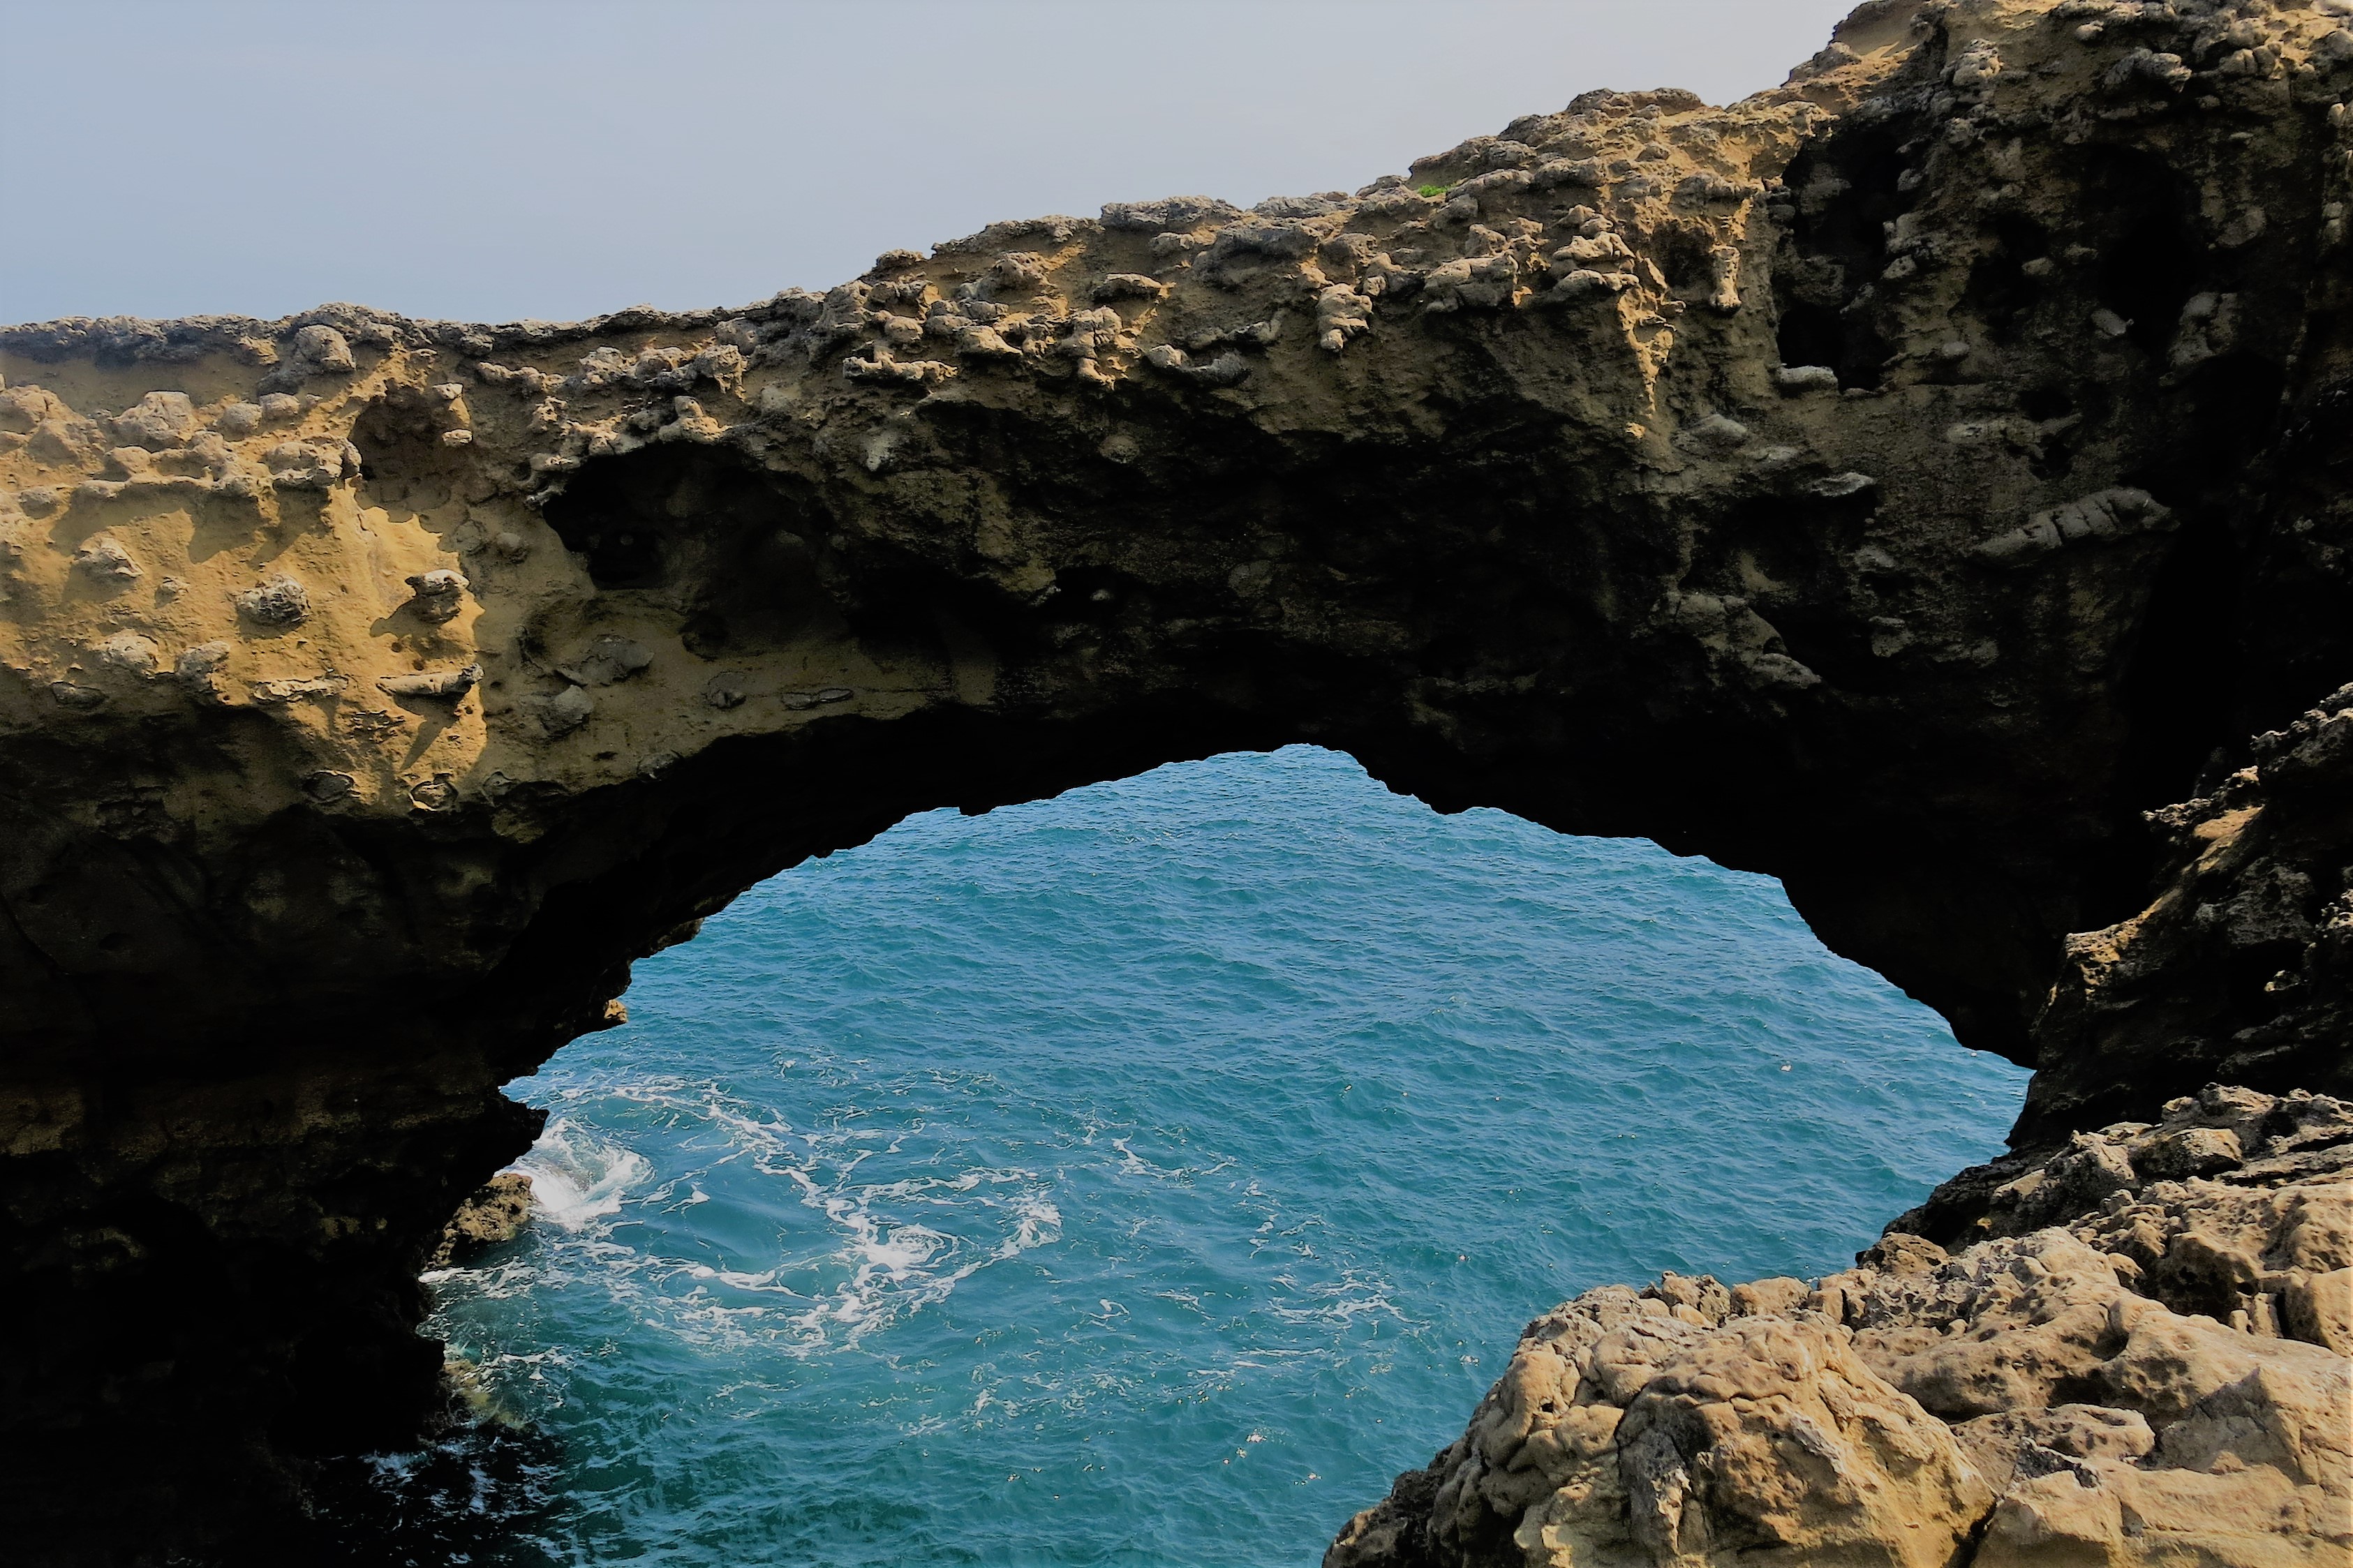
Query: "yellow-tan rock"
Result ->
[[1334, 1089, 2352, 1567]]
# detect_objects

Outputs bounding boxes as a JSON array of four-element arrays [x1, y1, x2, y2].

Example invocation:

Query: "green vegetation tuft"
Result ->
[[1417, 183, 1449, 198]]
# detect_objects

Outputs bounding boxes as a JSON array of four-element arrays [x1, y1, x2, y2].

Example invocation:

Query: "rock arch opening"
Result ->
[[387, 746, 2026, 1562], [3, 3, 2350, 1558]]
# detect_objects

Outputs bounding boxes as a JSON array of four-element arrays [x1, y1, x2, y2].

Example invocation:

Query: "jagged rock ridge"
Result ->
[[0, 0, 2349, 1558]]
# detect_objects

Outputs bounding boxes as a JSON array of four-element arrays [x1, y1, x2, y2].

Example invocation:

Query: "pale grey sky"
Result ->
[[1, 1, 1857, 327]]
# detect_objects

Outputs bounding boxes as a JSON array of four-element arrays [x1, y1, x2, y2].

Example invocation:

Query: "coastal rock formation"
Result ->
[[1901, 679, 2353, 1246], [1330, 1087, 2352, 1567], [424, 1171, 533, 1269], [1, 0, 2350, 1557]]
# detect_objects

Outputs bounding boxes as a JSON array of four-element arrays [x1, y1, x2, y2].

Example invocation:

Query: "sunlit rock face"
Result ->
[[1, 0, 2350, 1556], [1333, 1086, 2353, 1568]]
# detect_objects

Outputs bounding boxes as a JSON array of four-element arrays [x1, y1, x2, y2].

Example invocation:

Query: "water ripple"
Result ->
[[402, 745, 2026, 1567]]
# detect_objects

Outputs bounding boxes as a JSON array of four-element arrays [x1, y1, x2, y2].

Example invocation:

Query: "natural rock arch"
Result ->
[[1, 1, 2349, 1557]]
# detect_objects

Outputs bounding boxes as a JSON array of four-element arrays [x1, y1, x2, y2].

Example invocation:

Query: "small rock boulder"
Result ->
[[426, 1172, 534, 1267]]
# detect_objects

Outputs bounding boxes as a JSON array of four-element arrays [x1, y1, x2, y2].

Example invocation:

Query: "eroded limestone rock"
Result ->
[[424, 1171, 534, 1268], [1333, 1089, 2351, 1567]]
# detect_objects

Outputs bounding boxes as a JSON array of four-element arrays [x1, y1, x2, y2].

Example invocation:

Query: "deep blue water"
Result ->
[[408, 745, 2026, 1565]]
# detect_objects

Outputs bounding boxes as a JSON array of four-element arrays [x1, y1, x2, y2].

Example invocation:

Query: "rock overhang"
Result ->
[[3, 0, 2352, 1557]]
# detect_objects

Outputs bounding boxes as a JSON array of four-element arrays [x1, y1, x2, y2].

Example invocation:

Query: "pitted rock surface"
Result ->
[[424, 1170, 534, 1269], [2, 0, 2352, 1558], [1330, 1088, 2351, 1567]]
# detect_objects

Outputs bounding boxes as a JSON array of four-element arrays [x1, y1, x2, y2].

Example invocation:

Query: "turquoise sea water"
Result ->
[[398, 745, 2027, 1565]]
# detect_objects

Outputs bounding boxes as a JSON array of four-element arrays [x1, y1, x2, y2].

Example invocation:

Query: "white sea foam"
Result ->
[[775, 1183, 1062, 1352], [484, 1075, 1073, 1360], [517, 1119, 653, 1230]]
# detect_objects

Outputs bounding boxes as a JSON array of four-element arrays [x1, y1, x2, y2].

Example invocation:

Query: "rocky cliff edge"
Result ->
[[1, 0, 2350, 1559]]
